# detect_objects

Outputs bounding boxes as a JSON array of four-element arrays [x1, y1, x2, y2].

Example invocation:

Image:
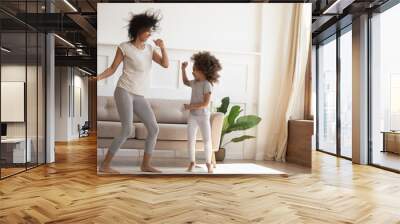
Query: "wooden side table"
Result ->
[[286, 120, 314, 167], [381, 131, 400, 154]]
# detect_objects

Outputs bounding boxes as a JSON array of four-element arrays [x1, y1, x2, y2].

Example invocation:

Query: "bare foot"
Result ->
[[140, 165, 162, 173], [99, 165, 119, 174], [187, 162, 196, 172], [206, 163, 214, 174]]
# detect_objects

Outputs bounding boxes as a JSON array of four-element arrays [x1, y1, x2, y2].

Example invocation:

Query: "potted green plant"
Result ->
[[215, 97, 262, 161]]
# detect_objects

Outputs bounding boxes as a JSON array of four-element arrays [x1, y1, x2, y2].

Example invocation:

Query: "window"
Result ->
[[317, 36, 337, 155], [390, 74, 400, 130], [370, 2, 400, 171], [339, 28, 352, 158], [316, 26, 353, 159]]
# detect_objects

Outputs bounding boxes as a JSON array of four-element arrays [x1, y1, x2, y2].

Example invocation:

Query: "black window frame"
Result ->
[[315, 23, 353, 161]]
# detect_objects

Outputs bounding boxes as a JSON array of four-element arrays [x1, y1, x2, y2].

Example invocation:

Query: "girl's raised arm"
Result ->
[[181, 62, 190, 86]]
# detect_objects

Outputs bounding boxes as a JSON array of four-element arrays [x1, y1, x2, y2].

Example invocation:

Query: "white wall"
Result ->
[[98, 3, 261, 53], [72, 73, 89, 138], [55, 67, 89, 141], [55, 67, 69, 141], [97, 3, 297, 160]]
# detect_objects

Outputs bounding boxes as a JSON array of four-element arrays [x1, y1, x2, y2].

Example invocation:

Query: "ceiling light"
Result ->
[[63, 0, 78, 12], [77, 67, 92, 76], [1, 47, 11, 53], [54, 34, 75, 48]]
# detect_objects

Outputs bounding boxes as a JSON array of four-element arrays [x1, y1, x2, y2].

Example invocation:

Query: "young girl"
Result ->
[[182, 51, 222, 173]]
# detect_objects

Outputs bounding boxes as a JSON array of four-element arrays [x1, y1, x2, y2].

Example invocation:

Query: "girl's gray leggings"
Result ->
[[107, 87, 159, 157]]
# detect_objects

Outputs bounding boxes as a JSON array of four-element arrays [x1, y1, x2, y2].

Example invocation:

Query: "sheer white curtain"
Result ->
[[256, 4, 311, 161]]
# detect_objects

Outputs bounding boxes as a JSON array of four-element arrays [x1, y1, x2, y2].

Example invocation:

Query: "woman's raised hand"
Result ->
[[181, 61, 188, 70], [153, 39, 165, 49], [183, 104, 191, 110]]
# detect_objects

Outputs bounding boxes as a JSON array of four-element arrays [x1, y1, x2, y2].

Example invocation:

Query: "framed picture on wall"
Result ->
[[1, 81, 25, 122]]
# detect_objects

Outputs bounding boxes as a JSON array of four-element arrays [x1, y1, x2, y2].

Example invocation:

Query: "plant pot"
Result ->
[[215, 148, 226, 161]]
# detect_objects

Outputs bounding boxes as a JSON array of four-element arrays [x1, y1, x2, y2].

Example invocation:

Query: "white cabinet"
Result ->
[[1, 138, 32, 163]]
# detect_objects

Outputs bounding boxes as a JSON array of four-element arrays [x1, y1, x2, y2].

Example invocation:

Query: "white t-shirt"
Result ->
[[116, 41, 154, 96], [189, 80, 213, 116]]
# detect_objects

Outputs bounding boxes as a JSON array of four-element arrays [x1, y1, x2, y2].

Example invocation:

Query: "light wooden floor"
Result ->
[[0, 167, 26, 177], [1, 135, 400, 224]]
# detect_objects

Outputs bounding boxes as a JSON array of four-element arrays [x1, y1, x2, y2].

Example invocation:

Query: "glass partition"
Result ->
[[1, 31, 28, 178], [370, 3, 400, 171], [317, 36, 337, 155], [0, 1, 46, 179], [339, 28, 352, 158]]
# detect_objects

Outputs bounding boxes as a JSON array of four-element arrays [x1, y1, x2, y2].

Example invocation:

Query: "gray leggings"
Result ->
[[107, 87, 159, 157]]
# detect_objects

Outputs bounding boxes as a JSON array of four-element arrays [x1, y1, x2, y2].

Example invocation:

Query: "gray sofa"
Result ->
[[97, 96, 224, 161]]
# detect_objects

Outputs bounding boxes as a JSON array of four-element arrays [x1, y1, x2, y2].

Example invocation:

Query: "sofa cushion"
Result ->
[[147, 99, 190, 124], [135, 123, 203, 141], [97, 96, 192, 124], [97, 96, 120, 121], [97, 138, 211, 151], [97, 121, 135, 138]]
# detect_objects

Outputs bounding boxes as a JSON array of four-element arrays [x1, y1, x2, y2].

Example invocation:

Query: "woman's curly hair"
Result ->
[[191, 51, 222, 85], [128, 10, 162, 41]]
